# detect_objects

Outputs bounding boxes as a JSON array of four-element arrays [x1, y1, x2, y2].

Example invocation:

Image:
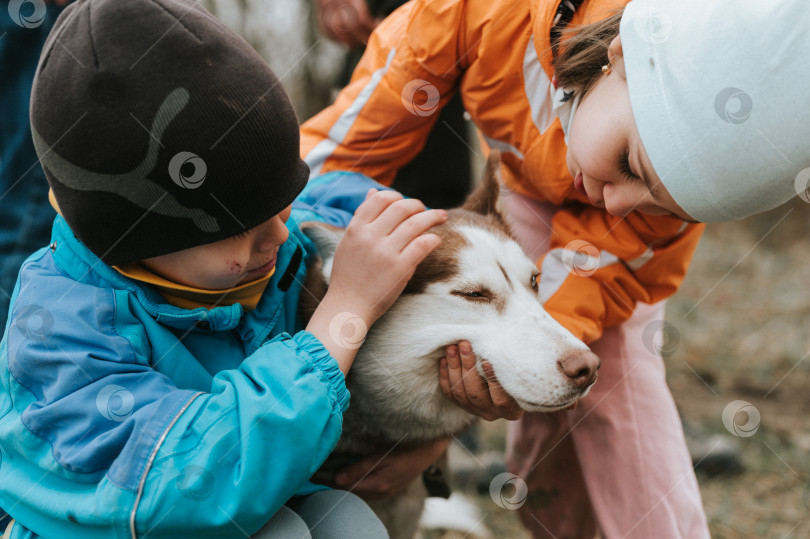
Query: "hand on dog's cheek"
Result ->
[[439, 342, 524, 421], [333, 438, 450, 500], [480, 362, 525, 420]]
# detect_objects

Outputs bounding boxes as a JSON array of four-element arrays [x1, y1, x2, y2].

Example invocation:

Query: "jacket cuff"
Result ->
[[287, 331, 350, 414]]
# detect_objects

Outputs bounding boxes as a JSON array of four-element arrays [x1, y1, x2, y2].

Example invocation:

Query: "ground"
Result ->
[[666, 199, 810, 538], [426, 201, 810, 538]]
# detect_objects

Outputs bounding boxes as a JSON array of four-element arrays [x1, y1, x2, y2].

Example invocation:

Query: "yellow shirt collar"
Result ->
[[50, 189, 272, 311], [114, 263, 273, 311]]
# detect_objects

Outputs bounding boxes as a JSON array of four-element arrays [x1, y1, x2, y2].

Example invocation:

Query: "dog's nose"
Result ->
[[558, 350, 601, 389]]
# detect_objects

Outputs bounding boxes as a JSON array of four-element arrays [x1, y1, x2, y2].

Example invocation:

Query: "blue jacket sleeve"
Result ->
[[132, 332, 348, 538], [291, 170, 394, 227], [1, 275, 347, 538]]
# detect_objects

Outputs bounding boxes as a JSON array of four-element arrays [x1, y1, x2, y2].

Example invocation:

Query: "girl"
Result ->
[[302, 0, 809, 536]]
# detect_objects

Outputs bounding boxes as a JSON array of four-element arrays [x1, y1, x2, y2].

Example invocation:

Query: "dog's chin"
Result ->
[[514, 386, 593, 413], [515, 399, 577, 413]]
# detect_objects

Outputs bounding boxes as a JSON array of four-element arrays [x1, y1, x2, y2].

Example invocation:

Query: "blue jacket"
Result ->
[[0, 172, 383, 538]]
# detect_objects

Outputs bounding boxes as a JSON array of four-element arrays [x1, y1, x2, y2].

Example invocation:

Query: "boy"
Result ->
[[0, 0, 446, 536]]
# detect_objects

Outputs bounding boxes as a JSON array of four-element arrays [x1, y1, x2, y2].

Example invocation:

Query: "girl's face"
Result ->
[[141, 205, 292, 290], [565, 37, 695, 222]]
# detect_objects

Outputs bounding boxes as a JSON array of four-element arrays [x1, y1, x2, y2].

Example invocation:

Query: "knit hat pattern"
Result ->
[[30, 0, 309, 264], [621, 0, 810, 222]]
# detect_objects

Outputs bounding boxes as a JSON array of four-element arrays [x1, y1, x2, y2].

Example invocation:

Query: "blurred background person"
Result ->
[[316, 0, 473, 209], [0, 0, 73, 333]]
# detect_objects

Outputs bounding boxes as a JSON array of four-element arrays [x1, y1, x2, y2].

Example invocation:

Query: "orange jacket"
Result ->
[[301, 0, 704, 344]]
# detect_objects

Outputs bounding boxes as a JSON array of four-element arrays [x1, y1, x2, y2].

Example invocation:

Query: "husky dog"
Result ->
[[299, 154, 600, 538]]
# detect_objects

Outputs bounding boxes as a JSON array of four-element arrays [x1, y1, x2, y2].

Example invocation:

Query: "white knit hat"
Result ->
[[620, 0, 810, 222]]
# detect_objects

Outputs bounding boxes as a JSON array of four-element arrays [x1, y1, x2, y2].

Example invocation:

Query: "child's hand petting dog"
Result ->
[[306, 189, 447, 374], [331, 188, 446, 322], [439, 341, 525, 421]]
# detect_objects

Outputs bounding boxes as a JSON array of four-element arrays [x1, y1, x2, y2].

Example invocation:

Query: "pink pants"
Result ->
[[502, 191, 709, 539]]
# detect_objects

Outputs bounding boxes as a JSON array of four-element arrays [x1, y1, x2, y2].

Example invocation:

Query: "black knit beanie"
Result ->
[[30, 0, 309, 265]]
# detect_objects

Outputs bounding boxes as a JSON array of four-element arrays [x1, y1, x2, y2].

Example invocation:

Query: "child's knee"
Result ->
[[251, 505, 311, 539], [288, 489, 389, 538]]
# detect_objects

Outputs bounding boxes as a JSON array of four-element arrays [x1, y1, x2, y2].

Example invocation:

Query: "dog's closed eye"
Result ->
[[452, 287, 493, 302]]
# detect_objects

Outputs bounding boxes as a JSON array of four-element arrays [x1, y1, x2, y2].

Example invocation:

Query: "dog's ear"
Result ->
[[460, 151, 505, 220], [300, 222, 343, 263]]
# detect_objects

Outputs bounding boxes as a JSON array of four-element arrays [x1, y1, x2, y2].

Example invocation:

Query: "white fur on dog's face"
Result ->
[[450, 225, 592, 409], [366, 224, 593, 414], [303, 201, 597, 442]]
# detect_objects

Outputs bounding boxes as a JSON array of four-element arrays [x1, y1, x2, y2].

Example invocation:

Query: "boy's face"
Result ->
[[141, 205, 292, 290], [565, 37, 696, 222]]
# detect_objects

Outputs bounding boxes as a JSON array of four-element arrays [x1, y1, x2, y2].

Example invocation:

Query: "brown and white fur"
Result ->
[[299, 154, 599, 538]]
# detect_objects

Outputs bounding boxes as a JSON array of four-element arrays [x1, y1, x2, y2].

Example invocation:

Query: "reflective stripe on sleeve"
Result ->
[[539, 245, 657, 302], [523, 35, 556, 135], [304, 48, 398, 177]]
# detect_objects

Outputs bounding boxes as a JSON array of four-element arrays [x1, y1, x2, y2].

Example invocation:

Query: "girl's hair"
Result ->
[[552, 10, 624, 97]]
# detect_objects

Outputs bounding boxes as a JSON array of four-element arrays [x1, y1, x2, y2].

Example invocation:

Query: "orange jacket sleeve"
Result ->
[[539, 208, 704, 343], [301, 0, 468, 185]]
